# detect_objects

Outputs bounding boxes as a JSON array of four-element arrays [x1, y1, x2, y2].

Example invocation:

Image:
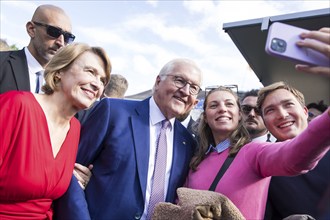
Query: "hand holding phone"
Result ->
[[265, 22, 330, 67]]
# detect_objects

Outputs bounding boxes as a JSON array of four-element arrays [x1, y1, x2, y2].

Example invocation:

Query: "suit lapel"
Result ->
[[131, 98, 150, 200], [166, 120, 192, 201], [187, 118, 195, 132], [10, 49, 30, 91], [131, 101, 194, 202]]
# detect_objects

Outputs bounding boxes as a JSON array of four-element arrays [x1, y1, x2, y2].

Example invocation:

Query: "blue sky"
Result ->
[[1, 1, 329, 96]]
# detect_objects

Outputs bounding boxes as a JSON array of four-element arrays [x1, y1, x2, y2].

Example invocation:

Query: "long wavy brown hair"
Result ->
[[190, 87, 250, 171]]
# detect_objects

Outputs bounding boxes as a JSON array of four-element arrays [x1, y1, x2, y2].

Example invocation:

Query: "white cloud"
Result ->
[[132, 55, 155, 76], [146, 0, 158, 8], [1, 0, 328, 96]]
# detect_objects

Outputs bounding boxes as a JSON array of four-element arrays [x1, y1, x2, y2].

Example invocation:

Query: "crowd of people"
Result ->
[[0, 3, 329, 220]]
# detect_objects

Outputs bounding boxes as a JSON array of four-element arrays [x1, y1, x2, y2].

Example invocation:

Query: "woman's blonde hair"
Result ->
[[42, 43, 112, 94], [190, 86, 250, 171]]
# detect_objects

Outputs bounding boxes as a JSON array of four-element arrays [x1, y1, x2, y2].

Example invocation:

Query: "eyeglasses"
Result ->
[[166, 74, 201, 95], [241, 105, 260, 115], [32, 21, 75, 44]]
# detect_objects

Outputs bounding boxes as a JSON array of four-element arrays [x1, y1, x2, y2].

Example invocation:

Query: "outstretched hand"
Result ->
[[295, 27, 330, 77]]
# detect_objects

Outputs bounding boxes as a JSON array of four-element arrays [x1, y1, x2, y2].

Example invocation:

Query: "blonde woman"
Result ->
[[0, 43, 111, 219]]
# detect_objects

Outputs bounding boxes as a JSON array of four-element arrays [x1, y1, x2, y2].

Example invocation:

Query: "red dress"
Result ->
[[0, 91, 80, 219]]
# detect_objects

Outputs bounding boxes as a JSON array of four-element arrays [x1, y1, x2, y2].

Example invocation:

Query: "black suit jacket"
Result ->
[[187, 117, 197, 137], [186, 117, 201, 147], [0, 49, 30, 94], [265, 151, 330, 219]]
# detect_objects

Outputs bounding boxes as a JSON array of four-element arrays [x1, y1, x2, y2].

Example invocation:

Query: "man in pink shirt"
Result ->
[[258, 82, 330, 220], [185, 85, 329, 219]]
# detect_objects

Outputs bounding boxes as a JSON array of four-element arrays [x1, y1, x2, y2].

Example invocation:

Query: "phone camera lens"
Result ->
[[271, 38, 286, 53]]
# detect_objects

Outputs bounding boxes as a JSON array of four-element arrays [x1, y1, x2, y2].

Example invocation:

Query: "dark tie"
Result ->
[[35, 71, 43, 93], [266, 133, 271, 142], [146, 119, 170, 219]]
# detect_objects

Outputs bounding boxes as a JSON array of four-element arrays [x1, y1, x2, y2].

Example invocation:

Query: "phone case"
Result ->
[[265, 22, 329, 67]]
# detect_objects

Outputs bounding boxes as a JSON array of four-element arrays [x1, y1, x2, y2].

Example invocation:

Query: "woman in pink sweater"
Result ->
[[185, 86, 330, 219]]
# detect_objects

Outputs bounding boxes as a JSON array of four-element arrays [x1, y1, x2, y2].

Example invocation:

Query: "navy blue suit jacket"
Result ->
[[0, 49, 30, 93], [54, 97, 196, 220]]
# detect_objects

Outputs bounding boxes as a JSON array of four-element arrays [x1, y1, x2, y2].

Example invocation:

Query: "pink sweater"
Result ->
[[186, 110, 330, 220]]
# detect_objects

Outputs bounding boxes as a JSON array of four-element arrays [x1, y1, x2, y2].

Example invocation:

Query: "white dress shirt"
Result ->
[[180, 115, 192, 128], [24, 47, 43, 93], [141, 97, 175, 220], [252, 132, 276, 143]]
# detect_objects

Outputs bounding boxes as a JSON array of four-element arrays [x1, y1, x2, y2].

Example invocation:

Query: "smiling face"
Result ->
[[204, 90, 241, 144], [261, 89, 308, 141], [153, 61, 201, 119], [58, 51, 106, 110], [241, 96, 268, 138]]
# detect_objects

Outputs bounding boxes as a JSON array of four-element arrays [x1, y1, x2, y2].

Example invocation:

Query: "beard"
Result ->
[[247, 126, 267, 137]]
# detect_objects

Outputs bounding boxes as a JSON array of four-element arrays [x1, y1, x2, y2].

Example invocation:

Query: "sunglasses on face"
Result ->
[[33, 21, 75, 44], [241, 105, 260, 115]]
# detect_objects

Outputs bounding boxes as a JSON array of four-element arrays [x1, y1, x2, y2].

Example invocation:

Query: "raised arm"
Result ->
[[255, 108, 330, 177]]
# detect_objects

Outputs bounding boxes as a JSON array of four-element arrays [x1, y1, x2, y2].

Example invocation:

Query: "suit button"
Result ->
[[134, 213, 141, 219]]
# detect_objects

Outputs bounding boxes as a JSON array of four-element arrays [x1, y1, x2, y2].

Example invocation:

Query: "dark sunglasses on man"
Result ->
[[32, 21, 75, 44], [241, 105, 261, 115]]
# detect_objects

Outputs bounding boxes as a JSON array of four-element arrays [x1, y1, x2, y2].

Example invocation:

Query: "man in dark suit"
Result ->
[[55, 58, 203, 220], [0, 4, 74, 94], [177, 109, 199, 143]]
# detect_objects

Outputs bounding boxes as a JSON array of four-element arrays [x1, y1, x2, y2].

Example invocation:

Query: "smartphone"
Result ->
[[265, 22, 329, 67]]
